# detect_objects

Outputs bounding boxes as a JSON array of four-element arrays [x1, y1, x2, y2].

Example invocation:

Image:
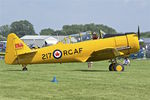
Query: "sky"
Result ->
[[0, 0, 150, 33]]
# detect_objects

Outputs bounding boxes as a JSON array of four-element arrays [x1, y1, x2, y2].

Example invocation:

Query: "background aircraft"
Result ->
[[5, 28, 140, 71]]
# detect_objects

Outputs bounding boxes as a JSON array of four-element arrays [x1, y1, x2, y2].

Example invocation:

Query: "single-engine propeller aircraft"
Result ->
[[5, 27, 141, 71]]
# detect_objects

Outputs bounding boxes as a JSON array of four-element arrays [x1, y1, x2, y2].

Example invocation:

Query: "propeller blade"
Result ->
[[137, 26, 140, 40]]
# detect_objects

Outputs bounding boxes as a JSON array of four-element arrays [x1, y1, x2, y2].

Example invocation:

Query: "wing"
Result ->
[[86, 48, 124, 62]]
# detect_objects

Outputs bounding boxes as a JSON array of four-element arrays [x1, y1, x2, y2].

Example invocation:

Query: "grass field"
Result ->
[[0, 59, 150, 100]]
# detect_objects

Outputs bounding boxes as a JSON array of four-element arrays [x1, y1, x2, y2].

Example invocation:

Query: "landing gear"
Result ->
[[109, 63, 114, 71], [113, 64, 124, 71], [22, 64, 28, 71], [109, 59, 124, 72]]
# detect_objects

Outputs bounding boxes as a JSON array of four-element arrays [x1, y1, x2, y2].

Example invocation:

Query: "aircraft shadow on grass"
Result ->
[[3, 69, 108, 72], [4, 69, 23, 71], [72, 69, 109, 72]]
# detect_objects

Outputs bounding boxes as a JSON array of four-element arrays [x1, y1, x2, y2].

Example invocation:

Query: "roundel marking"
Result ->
[[53, 49, 62, 59]]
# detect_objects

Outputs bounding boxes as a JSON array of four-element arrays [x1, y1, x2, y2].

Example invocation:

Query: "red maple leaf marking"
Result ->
[[55, 51, 60, 56]]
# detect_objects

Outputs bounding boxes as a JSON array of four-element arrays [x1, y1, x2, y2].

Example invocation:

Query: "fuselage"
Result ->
[[16, 33, 139, 64]]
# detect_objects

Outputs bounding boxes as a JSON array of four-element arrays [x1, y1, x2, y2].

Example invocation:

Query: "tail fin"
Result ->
[[5, 33, 32, 64]]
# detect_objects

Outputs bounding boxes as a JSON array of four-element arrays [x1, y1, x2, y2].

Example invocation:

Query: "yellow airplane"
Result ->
[[5, 29, 140, 71]]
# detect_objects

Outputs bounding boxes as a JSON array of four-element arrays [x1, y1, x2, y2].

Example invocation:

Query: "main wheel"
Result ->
[[113, 64, 124, 72], [109, 63, 115, 71]]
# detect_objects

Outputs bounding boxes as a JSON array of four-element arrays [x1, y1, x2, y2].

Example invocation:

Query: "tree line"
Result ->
[[141, 31, 150, 38], [0, 20, 117, 41], [0, 20, 149, 41], [0, 20, 35, 40], [40, 23, 117, 36]]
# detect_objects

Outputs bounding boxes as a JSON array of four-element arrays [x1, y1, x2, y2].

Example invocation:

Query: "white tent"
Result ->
[[45, 37, 58, 45], [21, 35, 58, 47]]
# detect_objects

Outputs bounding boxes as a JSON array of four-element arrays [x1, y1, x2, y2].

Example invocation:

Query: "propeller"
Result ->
[[137, 25, 140, 40]]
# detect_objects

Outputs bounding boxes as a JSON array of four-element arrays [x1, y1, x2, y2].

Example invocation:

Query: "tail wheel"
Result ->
[[109, 63, 115, 71], [22, 67, 28, 71], [114, 64, 124, 72], [22, 64, 28, 71]]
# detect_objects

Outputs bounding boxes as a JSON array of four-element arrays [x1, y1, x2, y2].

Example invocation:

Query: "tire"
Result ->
[[114, 64, 124, 72], [109, 64, 114, 71], [22, 67, 28, 71]]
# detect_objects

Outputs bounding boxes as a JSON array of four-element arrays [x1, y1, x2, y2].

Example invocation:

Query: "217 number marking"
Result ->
[[42, 53, 51, 60]]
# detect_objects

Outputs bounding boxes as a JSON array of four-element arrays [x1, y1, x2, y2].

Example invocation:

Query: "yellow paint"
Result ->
[[116, 65, 122, 71], [5, 33, 140, 65]]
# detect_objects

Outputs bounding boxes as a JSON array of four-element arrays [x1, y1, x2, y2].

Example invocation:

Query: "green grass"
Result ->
[[0, 60, 150, 100]]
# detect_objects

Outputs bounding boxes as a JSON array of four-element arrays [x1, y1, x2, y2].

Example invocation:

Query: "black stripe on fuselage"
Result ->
[[103, 32, 136, 38]]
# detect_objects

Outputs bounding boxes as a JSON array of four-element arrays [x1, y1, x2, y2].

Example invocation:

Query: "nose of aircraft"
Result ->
[[127, 34, 140, 54]]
